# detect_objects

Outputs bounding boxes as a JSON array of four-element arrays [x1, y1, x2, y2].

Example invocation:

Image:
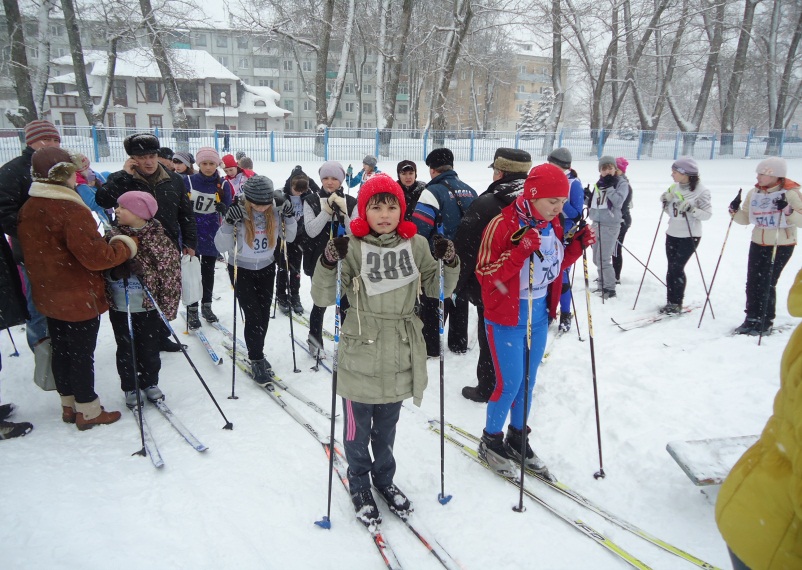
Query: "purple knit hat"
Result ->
[[118, 191, 158, 221]]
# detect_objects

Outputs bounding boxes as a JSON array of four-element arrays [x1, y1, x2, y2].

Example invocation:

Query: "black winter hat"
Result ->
[[157, 147, 174, 160], [243, 175, 275, 205], [488, 148, 532, 173], [397, 160, 417, 175], [124, 133, 161, 157], [425, 148, 454, 169]]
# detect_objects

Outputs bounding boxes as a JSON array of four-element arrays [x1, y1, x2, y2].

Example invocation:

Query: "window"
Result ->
[[49, 24, 63, 36], [255, 118, 267, 132], [399, 123, 407, 129], [61, 112, 76, 135], [397, 104, 408, 115], [283, 60, 293, 71], [53, 83, 65, 95], [194, 33, 207, 46], [519, 64, 527, 74], [303, 100, 313, 111], [106, 113, 116, 127], [362, 122, 373, 128], [145, 80, 161, 103], [218, 56, 229, 67], [237, 37, 249, 49], [56, 48, 68, 58], [258, 79, 275, 88], [216, 35, 228, 48], [255, 56, 279, 68], [302, 61, 312, 72], [238, 58, 250, 69], [148, 115, 163, 129], [303, 120, 313, 130], [211, 84, 231, 106], [285, 119, 294, 130], [254, 100, 266, 107], [124, 113, 136, 128], [344, 83, 353, 94], [364, 65, 373, 75], [284, 100, 294, 111], [516, 104, 524, 113], [345, 102, 355, 113], [398, 83, 408, 95], [283, 80, 294, 92], [29, 47, 38, 60], [364, 84, 372, 95], [362, 103, 373, 114], [326, 81, 334, 93], [178, 81, 198, 106], [345, 121, 355, 129]]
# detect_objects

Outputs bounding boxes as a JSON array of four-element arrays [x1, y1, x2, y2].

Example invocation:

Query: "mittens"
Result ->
[[323, 236, 349, 264], [432, 234, 456, 262]]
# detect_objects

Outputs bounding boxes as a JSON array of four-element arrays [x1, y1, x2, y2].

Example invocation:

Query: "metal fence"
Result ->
[[0, 126, 799, 165]]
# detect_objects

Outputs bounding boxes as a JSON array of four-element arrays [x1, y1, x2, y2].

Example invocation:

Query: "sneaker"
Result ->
[[658, 303, 682, 315], [734, 318, 760, 335], [0, 402, 16, 422], [160, 337, 186, 352], [291, 295, 305, 315], [125, 390, 141, 409], [351, 489, 382, 526], [250, 358, 274, 387], [505, 425, 549, 475], [479, 430, 516, 476], [201, 302, 219, 323], [143, 385, 164, 403], [307, 334, 324, 359], [558, 312, 572, 333], [277, 297, 292, 315], [461, 386, 490, 403], [186, 306, 202, 330], [376, 483, 413, 517], [0, 420, 33, 440]]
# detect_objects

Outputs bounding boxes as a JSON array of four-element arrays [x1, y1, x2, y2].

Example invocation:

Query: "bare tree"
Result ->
[[541, 0, 564, 154], [2, 0, 37, 126]]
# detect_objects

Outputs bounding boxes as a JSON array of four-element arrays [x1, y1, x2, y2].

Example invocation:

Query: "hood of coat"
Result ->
[[27, 181, 90, 211]]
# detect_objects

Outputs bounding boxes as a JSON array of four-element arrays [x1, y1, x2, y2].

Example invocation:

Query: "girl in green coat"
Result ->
[[311, 174, 459, 526]]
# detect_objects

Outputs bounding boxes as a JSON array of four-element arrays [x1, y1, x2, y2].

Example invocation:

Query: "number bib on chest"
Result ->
[[190, 189, 217, 214], [749, 190, 789, 229], [519, 230, 563, 300], [360, 241, 420, 296], [241, 218, 271, 257]]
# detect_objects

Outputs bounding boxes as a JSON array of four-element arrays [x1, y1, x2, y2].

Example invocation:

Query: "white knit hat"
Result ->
[[756, 157, 787, 178]]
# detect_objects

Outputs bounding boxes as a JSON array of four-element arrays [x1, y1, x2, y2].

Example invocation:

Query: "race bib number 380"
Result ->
[[360, 241, 420, 296]]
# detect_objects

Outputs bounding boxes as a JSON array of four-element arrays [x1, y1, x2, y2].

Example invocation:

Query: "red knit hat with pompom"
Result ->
[[350, 173, 418, 239]]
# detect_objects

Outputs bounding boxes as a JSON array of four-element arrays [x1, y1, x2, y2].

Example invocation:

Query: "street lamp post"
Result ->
[[220, 92, 229, 151]]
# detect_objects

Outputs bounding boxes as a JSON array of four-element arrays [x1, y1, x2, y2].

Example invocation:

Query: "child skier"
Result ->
[[346, 155, 381, 189], [105, 191, 181, 408], [475, 163, 595, 476], [214, 175, 296, 385], [183, 147, 232, 328], [276, 171, 312, 315], [311, 173, 460, 525], [658, 157, 712, 314], [588, 156, 629, 299], [730, 157, 802, 335], [611, 157, 633, 284], [302, 161, 357, 357], [221, 153, 254, 196]]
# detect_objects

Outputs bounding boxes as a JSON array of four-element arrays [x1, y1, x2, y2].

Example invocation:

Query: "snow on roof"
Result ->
[[52, 50, 107, 67], [50, 72, 76, 84], [238, 83, 291, 118], [84, 48, 240, 81]]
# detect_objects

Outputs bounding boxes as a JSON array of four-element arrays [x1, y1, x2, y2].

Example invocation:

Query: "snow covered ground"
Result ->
[[2, 157, 800, 569]]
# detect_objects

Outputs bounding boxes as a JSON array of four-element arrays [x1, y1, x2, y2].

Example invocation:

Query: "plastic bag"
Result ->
[[181, 254, 202, 306]]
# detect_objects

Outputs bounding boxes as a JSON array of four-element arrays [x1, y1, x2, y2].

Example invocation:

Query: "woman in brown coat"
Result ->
[[18, 147, 138, 430]]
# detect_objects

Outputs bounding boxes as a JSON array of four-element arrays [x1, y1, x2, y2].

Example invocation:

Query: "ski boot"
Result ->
[[276, 297, 292, 316], [186, 306, 202, 330], [505, 425, 551, 478], [144, 385, 164, 403], [251, 358, 274, 388], [307, 334, 324, 359], [462, 386, 490, 403], [558, 312, 572, 333], [124, 390, 142, 409], [351, 489, 382, 526], [376, 483, 413, 518], [479, 430, 516, 476], [201, 302, 219, 323], [747, 320, 773, 337], [291, 294, 305, 315], [658, 303, 682, 315], [734, 318, 760, 335], [0, 420, 33, 440], [0, 403, 15, 422]]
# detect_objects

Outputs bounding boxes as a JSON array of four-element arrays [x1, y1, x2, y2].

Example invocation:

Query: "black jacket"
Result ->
[[97, 165, 197, 250], [0, 223, 28, 333], [399, 180, 426, 221], [283, 167, 321, 196], [0, 146, 36, 261], [453, 173, 527, 305], [301, 188, 357, 277]]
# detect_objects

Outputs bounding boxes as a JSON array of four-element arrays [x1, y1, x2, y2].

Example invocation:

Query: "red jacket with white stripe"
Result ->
[[475, 204, 583, 326]]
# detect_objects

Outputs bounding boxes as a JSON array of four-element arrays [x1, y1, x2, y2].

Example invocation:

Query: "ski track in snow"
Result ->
[[2, 157, 800, 569]]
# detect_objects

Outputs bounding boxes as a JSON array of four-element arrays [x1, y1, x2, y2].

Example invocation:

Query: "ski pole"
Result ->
[[617, 240, 667, 287], [230, 232, 239, 400], [683, 213, 714, 319], [437, 238, 451, 505], [7, 329, 19, 356], [281, 214, 300, 373], [699, 189, 740, 328], [598, 221, 606, 305], [581, 237, 605, 479], [633, 209, 664, 310], [758, 210, 783, 346], [143, 284, 233, 430], [124, 277, 147, 459], [514, 253, 535, 513], [569, 263, 583, 341], [315, 242, 343, 529]]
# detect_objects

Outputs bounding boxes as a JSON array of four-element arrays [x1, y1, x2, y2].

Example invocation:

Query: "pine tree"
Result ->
[[532, 88, 554, 132], [519, 100, 536, 139]]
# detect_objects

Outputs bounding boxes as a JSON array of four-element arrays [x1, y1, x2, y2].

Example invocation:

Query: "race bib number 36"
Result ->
[[360, 241, 420, 296]]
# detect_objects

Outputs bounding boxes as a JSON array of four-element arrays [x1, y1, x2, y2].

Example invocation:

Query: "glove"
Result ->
[[574, 224, 596, 248], [774, 195, 788, 211], [280, 199, 294, 217], [583, 185, 592, 204], [510, 227, 541, 263], [346, 164, 353, 178], [678, 200, 695, 215], [432, 234, 456, 262], [215, 201, 227, 215], [323, 236, 349, 264], [224, 203, 244, 225], [660, 191, 673, 206], [729, 190, 742, 214], [110, 259, 144, 280], [327, 193, 346, 214]]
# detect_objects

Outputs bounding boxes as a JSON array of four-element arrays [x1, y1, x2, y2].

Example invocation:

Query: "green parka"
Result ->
[[311, 232, 459, 406]]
